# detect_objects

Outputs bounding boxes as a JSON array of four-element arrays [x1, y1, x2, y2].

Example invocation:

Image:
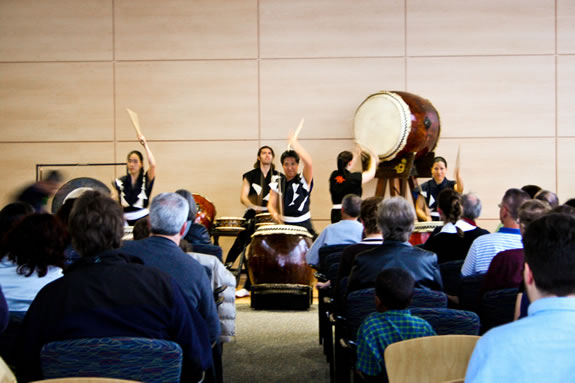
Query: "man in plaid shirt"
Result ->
[[355, 268, 436, 382]]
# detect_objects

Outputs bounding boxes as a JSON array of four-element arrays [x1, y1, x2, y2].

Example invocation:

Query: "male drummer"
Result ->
[[227, 145, 283, 298]]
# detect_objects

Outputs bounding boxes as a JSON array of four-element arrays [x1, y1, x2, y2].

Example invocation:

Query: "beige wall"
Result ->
[[1, 0, 574, 233]]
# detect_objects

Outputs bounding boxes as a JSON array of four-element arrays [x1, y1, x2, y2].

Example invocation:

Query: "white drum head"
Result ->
[[354, 92, 411, 161]]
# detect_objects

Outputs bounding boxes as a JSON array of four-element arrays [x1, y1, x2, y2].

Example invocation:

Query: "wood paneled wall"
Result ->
[[1, 0, 573, 233]]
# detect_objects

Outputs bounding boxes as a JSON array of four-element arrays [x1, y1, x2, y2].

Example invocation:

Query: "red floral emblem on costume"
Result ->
[[335, 175, 346, 184]]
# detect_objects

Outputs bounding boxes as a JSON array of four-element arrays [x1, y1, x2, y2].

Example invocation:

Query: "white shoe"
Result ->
[[235, 288, 250, 298]]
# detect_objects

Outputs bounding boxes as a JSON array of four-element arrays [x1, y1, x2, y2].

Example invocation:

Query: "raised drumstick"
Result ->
[[287, 118, 305, 150], [126, 108, 143, 137]]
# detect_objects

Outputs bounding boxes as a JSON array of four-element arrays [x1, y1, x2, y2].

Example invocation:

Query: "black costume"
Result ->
[[271, 173, 316, 236], [114, 171, 154, 225], [415, 178, 456, 221], [329, 170, 362, 223]]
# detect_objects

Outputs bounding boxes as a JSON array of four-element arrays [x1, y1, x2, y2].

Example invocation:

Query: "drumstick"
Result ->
[[287, 118, 305, 150], [455, 145, 461, 171], [126, 108, 143, 137]]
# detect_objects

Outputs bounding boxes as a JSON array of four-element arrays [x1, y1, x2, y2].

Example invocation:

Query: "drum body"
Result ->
[[409, 221, 443, 246], [193, 194, 216, 231], [354, 91, 440, 162], [248, 225, 314, 286]]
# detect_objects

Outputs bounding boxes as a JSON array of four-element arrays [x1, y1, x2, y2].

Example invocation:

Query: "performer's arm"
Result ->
[[361, 148, 378, 184], [289, 133, 313, 185], [415, 194, 432, 222], [240, 178, 254, 210], [139, 133, 156, 181], [267, 190, 283, 224]]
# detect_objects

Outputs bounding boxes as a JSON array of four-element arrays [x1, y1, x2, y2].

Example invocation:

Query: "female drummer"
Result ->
[[268, 133, 316, 237], [329, 147, 377, 223], [415, 156, 463, 222], [113, 133, 156, 225]]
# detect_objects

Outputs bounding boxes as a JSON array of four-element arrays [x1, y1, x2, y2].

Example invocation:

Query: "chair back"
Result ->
[[31, 379, 141, 383], [318, 245, 348, 274], [411, 308, 480, 335], [384, 335, 480, 383], [480, 287, 518, 334], [458, 273, 486, 313], [439, 260, 464, 296], [410, 288, 448, 309], [344, 288, 376, 340], [40, 337, 182, 383]]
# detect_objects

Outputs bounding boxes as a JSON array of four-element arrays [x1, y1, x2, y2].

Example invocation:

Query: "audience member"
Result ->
[[0, 202, 34, 257], [423, 189, 489, 264], [334, 196, 384, 300], [132, 216, 151, 240], [121, 193, 221, 343], [176, 189, 212, 245], [465, 213, 575, 382], [347, 197, 443, 294], [520, 184, 542, 199], [534, 189, 559, 208], [14, 190, 212, 382], [461, 188, 530, 276], [16, 170, 62, 212], [564, 198, 575, 209], [461, 192, 484, 227], [482, 199, 551, 293], [0, 287, 7, 335], [1, 214, 66, 313], [306, 194, 363, 266], [355, 268, 436, 383]]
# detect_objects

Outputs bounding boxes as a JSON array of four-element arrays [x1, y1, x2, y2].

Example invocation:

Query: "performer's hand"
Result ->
[[137, 133, 146, 146]]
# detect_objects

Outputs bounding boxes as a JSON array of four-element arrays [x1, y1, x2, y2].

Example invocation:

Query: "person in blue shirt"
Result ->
[[465, 212, 575, 382]]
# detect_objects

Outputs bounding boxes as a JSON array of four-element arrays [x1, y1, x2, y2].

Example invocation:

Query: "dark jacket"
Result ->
[[347, 240, 443, 294], [14, 251, 212, 382]]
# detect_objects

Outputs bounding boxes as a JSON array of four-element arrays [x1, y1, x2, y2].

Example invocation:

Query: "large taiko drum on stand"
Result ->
[[354, 91, 440, 162], [248, 224, 314, 309], [409, 221, 443, 246]]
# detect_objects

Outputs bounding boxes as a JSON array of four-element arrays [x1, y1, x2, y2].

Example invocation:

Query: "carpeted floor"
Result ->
[[222, 302, 330, 383]]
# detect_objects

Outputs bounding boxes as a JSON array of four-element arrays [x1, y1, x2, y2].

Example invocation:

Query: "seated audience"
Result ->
[[121, 193, 221, 343], [355, 268, 436, 383], [534, 189, 559, 208], [14, 191, 212, 382], [465, 213, 575, 382], [520, 184, 542, 199], [347, 197, 443, 294], [1, 214, 66, 313], [423, 189, 489, 264], [306, 194, 363, 267], [482, 199, 550, 293], [0, 287, 7, 335], [334, 196, 384, 300], [461, 188, 530, 276], [0, 202, 34, 256], [461, 192, 486, 228], [175, 189, 213, 246]]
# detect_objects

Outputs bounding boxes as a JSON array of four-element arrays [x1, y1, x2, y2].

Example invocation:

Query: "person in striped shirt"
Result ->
[[461, 188, 530, 276]]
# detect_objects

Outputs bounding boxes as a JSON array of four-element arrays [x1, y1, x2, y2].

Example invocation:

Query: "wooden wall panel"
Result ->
[[407, 0, 555, 56], [260, 0, 404, 58], [407, 56, 555, 138], [558, 0, 575, 53], [0, 63, 114, 141], [115, 61, 259, 141], [558, 55, 575, 136], [260, 58, 405, 140], [0, 143, 115, 209], [115, 0, 257, 60], [434, 137, 556, 221], [558, 138, 575, 203], [116, 141, 257, 218], [0, 0, 112, 62]]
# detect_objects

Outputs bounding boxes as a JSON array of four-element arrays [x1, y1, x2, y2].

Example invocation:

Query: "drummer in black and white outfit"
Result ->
[[268, 133, 317, 238], [113, 132, 156, 226]]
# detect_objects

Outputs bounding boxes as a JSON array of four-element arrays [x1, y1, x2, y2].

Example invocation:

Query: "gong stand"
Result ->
[[374, 152, 436, 205]]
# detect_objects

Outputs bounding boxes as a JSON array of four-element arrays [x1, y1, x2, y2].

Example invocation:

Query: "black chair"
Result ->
[[439, 260, 464, 296], [458, 273, 486, 313], [480, 287, 518, 334], [411, 307, 481, 335]]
